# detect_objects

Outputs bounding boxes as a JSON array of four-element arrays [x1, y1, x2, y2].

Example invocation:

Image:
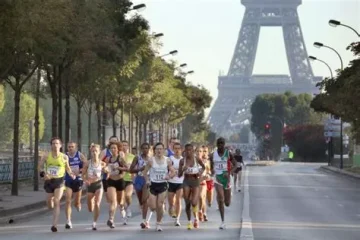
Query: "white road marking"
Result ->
[[239, 169, 254, 240]]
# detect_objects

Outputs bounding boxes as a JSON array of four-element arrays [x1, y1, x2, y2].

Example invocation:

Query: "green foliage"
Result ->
[[251, 92, 324, 157], [283, 124, 327, 162], [311, 42, 360, 141], [0, 90, 45, 144]]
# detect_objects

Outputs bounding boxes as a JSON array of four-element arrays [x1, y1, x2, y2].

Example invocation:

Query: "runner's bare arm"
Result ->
[[80, 153, 88, 164], [63, 154, 74, 177], [167, 158, 176, 178], [197, 157, 206, 175], [178, 158, 185, 177], [229, 152, 237, 174], [38, 153, 48, 173], [118, 158, 129, 171], [143, 159, 153, 183], [129, 156, 139, 173], [82, 161, 89, 180], [209, 153, 215, 176]]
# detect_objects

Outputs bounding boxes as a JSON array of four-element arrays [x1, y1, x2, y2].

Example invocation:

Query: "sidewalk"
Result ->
[[0, 180, 47, 222], [320, 165, 360, 180]]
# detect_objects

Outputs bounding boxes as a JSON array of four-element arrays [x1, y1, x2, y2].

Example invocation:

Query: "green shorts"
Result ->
[[215, 173, 230, 189]]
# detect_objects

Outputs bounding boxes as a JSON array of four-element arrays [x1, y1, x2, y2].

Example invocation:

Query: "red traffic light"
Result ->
[[265, 124, 270, 129]]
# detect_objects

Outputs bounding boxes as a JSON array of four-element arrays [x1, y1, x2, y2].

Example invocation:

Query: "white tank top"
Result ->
[[168, 155, 184, 184], [149, 157, 168, 183], [87, 160, 102, 179], [184, 157, 200, 175], [213, 150, 228, 175]]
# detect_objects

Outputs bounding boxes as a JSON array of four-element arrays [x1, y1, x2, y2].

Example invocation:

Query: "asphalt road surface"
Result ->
[[240, 162, 360, 240], [0, 186, 242, 239]]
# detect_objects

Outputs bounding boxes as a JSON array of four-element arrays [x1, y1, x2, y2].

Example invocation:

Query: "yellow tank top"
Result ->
[[46, 152, 66, 178], [123, 153, 135, 181]]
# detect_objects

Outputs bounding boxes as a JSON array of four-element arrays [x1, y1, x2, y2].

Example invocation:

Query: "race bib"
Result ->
[[186, 167, 197, 174], [215, 162, 226, 171], [154, 169, 166, 181], [109, 163, 120, 175], [47, 166, 60, 176], [70, 165, 80, 174]]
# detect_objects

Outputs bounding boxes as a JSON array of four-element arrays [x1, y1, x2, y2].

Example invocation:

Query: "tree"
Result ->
[[311, 42, 360, 140], [251, 92, 324, 158], [0, 90, 45, 145], [283, 124, 327, 162]]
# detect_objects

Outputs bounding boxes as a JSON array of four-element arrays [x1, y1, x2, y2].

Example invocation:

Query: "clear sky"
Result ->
[[131, 0, 360, 110]]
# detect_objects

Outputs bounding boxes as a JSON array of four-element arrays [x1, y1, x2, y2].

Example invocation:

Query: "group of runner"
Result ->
[[37, 136, 245, 232]]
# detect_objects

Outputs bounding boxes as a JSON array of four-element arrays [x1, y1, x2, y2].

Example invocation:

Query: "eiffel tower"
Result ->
[[208, 0, 321, 137]]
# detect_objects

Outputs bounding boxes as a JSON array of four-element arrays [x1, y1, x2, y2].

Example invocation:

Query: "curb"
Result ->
[[320, 166, 360, 180], [246, 161, 276, 167], [0, 190, 87, 225]]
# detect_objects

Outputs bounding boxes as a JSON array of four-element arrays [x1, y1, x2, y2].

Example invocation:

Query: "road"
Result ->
[[0, 187, 242, 239], [240, 162, 360, 240]]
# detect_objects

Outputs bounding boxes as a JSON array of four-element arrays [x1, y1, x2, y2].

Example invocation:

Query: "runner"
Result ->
[[198, 145, 211, 222], [233, 149, 244, 192], [100, 136, 119, 202], [166, 137, 178, 157], [167, 142, 184, 226], [206, 146, 215, 208], [64, 142, 87, 229], [122, 140, 135, 224], [38, 137, 75, 232], [178, 143, 206, 230], [209, 137, 237, 230], [104, 141, 128, 229], [129, 142, 151, 229], [82, 144, 106, 231], [143, 142, 176, 231]]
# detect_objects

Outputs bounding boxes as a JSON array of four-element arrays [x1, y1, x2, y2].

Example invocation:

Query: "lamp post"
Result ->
[[329, 19, 360, 37], [308, 56, 333, 79], [313, 41, 344, 168], [309, 55, 334, 166]]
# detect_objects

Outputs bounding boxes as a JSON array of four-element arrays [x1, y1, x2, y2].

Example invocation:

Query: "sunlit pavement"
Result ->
[[240, 162, 360, 240], [0, 186, 242, 240]]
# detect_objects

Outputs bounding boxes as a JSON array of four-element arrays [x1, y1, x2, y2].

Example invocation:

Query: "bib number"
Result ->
[[71, 165, 80, 174], [154, 170, 166, 181], [47, 166, 59, 176], [215, 162, 226, 171]]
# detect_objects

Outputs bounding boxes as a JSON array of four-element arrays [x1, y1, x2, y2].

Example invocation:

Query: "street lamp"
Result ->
[[160, 50, 178, 58], [131, 3, 146, 11], [153, 33, 164, 38], [308, 55, 333, 79], [313, 42, 343, 70], [329, 19, 360, 37], [313, 41, 344, 168]]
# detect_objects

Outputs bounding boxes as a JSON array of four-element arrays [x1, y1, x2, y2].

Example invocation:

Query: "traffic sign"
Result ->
[[324, 131, 333, 137]]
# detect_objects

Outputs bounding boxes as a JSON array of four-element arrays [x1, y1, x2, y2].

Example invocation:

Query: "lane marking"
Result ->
[[239, 169, 254, 240], [242, 184, 360, 191]]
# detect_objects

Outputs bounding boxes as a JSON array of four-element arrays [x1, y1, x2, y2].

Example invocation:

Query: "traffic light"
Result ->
[[264, 123, 271, 134]]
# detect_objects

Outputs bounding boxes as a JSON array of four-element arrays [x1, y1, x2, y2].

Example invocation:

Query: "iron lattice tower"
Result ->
[[208, 0, 320, 137]]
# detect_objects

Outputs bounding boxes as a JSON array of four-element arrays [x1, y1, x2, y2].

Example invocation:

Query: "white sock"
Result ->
[[146, 211, 153, 222], [92, 222, 96, 227]]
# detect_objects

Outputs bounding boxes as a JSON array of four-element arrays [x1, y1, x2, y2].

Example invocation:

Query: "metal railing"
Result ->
[[0, 157, 35, 183]]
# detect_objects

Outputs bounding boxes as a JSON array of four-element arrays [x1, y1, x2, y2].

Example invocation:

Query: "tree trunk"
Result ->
[[77, 100, 82, 152], [65, 77, 70, 145], [88, 105, 92, 158], [143, 120, 148, 143], [120, 102, 124, 140], [112, 112, 116, 136], [129, 107, 132, 147], [50, 82, 58, 137], [135, 116, 139, 148], [58, 75, 63, 142], [33, 69, 40, 191], [102, 93, 106, 147], [11, 78, 21, 196], [95, 101, 101, 143]]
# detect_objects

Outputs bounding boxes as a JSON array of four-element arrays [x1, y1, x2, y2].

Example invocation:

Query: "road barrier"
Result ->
[[0, 157, 35, 183]]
